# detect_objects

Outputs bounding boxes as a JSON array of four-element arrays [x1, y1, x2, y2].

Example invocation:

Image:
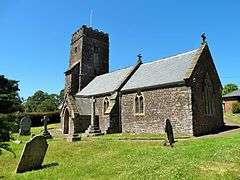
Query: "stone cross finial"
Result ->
[[41, 116, 52, 139], [137, 54, 142, 63], [201, 32, 207, 45], [42, 116, 49, 131]]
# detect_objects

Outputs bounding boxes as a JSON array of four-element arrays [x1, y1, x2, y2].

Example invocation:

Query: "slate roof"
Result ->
[[77, 46, 202, 97], [77, 66, 134, 96], [223, 90, 240, 98], [65, 61, 80, 73], [122, 49, 199, 91], [75, 97, 91, 115]]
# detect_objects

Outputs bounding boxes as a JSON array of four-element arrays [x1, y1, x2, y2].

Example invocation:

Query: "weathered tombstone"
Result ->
[[16, 135, 48, 173], [41, 116, 52, 139], [164, 119, 175, 147], [19, 117, 31, 135]]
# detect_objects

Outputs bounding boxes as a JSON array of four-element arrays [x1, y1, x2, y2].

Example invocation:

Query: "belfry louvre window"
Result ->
[[203, 73, 214, 115], [93, 46, 100, 74], [103, 97, 110, 114], [135, 92, 144, 114], [74, 47, 78, 53]]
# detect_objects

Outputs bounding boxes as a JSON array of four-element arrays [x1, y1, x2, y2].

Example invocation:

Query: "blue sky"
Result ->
[[0, 0, 239, 99]]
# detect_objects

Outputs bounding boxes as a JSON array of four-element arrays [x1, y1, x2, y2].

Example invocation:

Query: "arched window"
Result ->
[[103, 97, 110, 114], [139, 96, 144, 113], [135, 92, 144, 114], [203, 73, 214, 115], [135, 96, 139, 113]]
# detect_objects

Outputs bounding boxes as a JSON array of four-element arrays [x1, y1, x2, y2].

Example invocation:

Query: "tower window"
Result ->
[[94, 46, 100, 74], [74, 47, 78, 53], [94, 46, 99, 53], [134, 92, 144, 115]]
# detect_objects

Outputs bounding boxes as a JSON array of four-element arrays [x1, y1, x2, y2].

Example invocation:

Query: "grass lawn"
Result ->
[[224, 113, 240, 124], [1, 123, 240, 180]]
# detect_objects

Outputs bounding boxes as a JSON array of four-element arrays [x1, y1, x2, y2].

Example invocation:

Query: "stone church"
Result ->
[[60, 25, 224, 140]]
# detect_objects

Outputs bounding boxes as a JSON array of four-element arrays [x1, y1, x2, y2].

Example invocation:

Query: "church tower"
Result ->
[[64, 25, 109, 95]]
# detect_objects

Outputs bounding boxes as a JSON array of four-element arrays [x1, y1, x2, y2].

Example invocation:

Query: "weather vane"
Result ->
[[89, 10, 93, 27]]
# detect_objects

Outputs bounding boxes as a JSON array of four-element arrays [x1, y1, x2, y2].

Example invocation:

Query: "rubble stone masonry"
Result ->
[[121, 86, 193, 136]]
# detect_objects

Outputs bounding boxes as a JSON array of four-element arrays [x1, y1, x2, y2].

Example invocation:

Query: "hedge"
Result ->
[[0, 111, 60, 134], [25, 111, 60, 126], [232, 102, 240, 114]]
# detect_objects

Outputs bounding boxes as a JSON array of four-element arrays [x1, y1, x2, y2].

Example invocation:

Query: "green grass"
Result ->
[[224, 113, 240, 124], [89, 132, 190, 141], [1, 124, 240, 179]]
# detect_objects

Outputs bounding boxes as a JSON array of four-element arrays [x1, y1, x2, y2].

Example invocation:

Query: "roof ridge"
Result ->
[[90, 47, 200, 82], [93, 65, 134, 79], [109, 64, 134, 73], [142, 48, 199, 66]]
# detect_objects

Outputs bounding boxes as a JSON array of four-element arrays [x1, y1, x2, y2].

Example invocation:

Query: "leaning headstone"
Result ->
[[164, 119, 175, 147], [41, 116, 52, 139], [16, 135, 48, 173], [19, 117, 31, 135]]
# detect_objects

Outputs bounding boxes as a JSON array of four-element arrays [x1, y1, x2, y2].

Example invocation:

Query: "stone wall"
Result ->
[[121, 86, 193, 136], [70, 65, 80, 95], [74, 115, 91, 133], [94, 96, 121, 133], [189, 45, 224, 136], [95, 96, 110, 133], [80, 35, 109, 90]]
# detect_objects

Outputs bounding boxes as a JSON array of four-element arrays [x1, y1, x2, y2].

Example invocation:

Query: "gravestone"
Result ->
[[19, 117, 31, 135], [164, 119, 175, 147], [16, 135, 48, 173], [41, 116, 52, 139]]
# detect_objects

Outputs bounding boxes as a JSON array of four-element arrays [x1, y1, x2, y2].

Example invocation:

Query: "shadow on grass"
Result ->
[[0, 176, 4, 179], [198, 124, 240, 137], [42, 162, 59, 169], [215, 124, 240, 134], [16, 163, 59, 174], [222, 124, 240, 131]]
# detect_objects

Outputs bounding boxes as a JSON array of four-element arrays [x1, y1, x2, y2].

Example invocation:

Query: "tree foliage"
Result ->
[[0, 75, 21, 156], [0, 75, 23, 113], [0, 115, 15, 157], [36, 99, 58, 112], [222, 83, 238, 95], [24, 90, 61, 112], [59, 89, 64, 104]]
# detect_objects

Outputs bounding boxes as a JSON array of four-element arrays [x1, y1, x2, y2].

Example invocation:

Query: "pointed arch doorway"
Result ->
[[63, 109, 70, 134]]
